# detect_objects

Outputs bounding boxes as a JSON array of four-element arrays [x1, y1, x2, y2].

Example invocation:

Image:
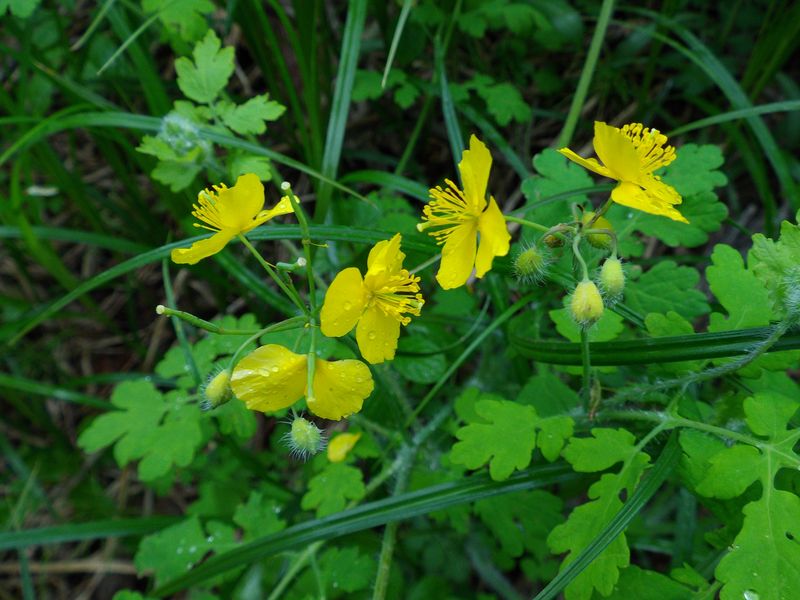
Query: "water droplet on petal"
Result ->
[[343, 301, 352, 310], [271, 366, 279, 373], [368, 331, 376, 340]]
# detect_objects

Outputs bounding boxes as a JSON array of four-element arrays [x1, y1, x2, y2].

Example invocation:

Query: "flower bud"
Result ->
[[543, 233, 564, 248], [581, 211, 614, 250], [513, 245, 548, 283], [599, 257, 625, 301], [285, 416, 325, 460], [570, 281, 604, 326], [201, 369, 232, 410], [327, 432, 362, 463]]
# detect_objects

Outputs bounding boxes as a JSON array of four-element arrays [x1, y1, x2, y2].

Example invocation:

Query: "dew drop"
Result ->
[[189, 545, 197, 554], [271, 366, 279, 373], [744, 591, 760, 600], [343, 301, 352, 310], [206, 536, 214, 543], [368, 331, 376, 340]]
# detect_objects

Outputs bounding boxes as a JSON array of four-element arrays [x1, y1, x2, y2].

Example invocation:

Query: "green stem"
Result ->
[[556, 0, 616, 148], [281, 184, 319, 402], [580, 328, 592, 410], [505, 214, 550, 233], [238, 234, 307, 315], [572, 235, 590, 280], [155, 305, 262, 335], [266, 541, 324, 600]]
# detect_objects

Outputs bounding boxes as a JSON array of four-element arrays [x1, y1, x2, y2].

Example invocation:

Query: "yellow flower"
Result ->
[[230, 344, 374, 421], [320, 233, 423, 364], [327, 432, 362, 463], [558, 122, 688, 223], [171, 173, 294, 265], [418, 134, 511, 289]]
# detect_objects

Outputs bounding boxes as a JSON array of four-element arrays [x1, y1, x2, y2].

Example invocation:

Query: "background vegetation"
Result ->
[[2, 0, 800, 598]]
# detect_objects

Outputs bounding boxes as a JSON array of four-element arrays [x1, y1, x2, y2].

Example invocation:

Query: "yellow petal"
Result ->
[[327, 432, 362, 462], [320, 267, 368, 337], [475, 196, 510, 278], [592, 121, 642, 182], [230, 344, 307, 413], [170, 229, 237, 265], [308, 358, 374, 420], [356, 305, 401, 364], [215, 173, 266, 230], [365, 233, 405, 290], [459, 135, 491, 212], [557, 148, 615, 180], [367, 233, 404, 272], [244, 194, 296, 233], [611, 182, 689, 223], [435, 220, 478, 289]]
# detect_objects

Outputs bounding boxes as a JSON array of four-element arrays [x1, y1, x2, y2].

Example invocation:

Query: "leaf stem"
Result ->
[[238, 234, 307, 315], [504, 214, 550, 232]]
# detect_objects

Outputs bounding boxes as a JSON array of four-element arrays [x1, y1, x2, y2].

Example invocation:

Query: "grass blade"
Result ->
[[0, 517, 180, 551], [511, 326, 800, 365], [314, 0, 368, 221], [153, 464, 576, 596], [533, 432, 680, 600]]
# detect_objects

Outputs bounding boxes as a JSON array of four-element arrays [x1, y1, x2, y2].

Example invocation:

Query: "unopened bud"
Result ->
[[544, 233, 564, 248], [155, 304, 166, 315], [599, 257, 625, 301], [514, 245, 548, 283], [570, 281, 604, 326], [581, 212, 614, 250], [201, 369, 232, 410], [285, 416, 325, 460], [327, 432, 362, 463]]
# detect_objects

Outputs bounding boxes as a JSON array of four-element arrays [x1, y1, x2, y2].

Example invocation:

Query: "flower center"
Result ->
[[417, 179, 479, 244], [369, 271, 424, 325], [621, 123, 676, 174], [191, 185, 229, 232]]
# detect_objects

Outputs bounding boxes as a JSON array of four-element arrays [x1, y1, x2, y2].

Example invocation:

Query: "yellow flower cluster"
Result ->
[[167, 122, 688, 422]]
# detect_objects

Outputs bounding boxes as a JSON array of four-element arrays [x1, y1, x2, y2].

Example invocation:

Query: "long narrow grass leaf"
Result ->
[[0, 517, 180, 551], [533, 432, 680, 600], [315, 0, 368, 221], [153, 464, 575, 596]]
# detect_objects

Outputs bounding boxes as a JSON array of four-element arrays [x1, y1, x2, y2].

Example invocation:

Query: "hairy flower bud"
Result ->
[[513, 245, 549, 283], [285, 416, 325, 460], [599, 257, 625, 301], [570, 281, 605, 326], [581, 211, 614, 250], [201, 369, 232, 410]]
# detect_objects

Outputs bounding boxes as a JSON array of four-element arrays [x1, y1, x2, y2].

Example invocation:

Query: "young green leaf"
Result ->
[[215, 95, 286, 135], [548, 429, 652, 600], [134, 517, 236, 586], [175, 30, 235, 104], [625, 260, 710, 319], [142, 0, 214, 42], [318, 547, 377, 594], [521, 149, 594, 225], [233, 491, 287, 541], [680, 392, 800, 600], [301, 463, 366, 517], [749, 211, 800, 316], [475, 490, 563, 557], [77, 381, 205, 482], [450, 398, 573, 480]]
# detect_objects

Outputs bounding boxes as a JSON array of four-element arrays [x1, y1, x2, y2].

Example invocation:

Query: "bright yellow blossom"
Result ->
[[230, 344, 374, 421], [558, 122, 688, 223], [320, 233, 423, 364], [171, 173, 294, 264], [327, 432, 362, 463], [418, 135, 511, 289]]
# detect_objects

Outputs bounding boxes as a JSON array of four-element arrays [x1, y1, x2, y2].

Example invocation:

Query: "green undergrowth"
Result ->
[[2, 1, 800, 600]]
